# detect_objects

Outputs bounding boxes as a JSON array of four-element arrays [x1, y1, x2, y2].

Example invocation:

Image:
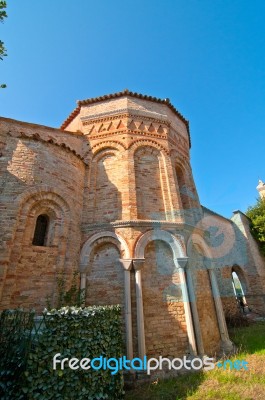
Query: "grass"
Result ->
[[125, 322, 265, 400]]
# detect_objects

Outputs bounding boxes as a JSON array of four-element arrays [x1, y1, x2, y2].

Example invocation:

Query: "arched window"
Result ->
[[32, 214, 49, 246]]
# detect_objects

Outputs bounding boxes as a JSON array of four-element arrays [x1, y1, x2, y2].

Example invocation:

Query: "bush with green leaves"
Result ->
[[24, 305, 124, 400]]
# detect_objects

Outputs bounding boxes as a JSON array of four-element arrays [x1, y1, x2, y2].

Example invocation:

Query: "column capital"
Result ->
[[119, 259, 133, 271], [174, 257, 189, 269], [208, 261, 217, 270], [80, 263, 87, 273], [133, 258, 145, 271]]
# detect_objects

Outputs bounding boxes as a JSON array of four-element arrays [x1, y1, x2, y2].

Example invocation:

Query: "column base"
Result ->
[[220, 339, 235, 354]]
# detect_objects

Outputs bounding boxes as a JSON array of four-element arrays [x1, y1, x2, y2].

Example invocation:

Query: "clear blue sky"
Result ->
[[1, 0, 264, 217]]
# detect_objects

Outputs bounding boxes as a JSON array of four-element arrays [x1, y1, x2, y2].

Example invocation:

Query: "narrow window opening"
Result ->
[[32, 214, 49, 246]]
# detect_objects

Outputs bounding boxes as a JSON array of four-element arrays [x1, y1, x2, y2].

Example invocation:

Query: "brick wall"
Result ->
[[135, 148, 166, 220], [142, 241, 189, 358], [0, 128, 85, 312]]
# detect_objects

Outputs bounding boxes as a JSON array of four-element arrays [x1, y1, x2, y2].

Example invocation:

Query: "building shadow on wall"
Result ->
[[83, 149, 123, 226], [141, 240, 192, 359], [202, 215, 265, 316]]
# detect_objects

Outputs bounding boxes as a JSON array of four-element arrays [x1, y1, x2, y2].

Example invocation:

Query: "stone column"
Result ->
[[133, 258, 146, 359], [186, 266, 205, 355], [208, 267, 234, 352], [175, 257, 197, 355], [119, 259, 133, 361]]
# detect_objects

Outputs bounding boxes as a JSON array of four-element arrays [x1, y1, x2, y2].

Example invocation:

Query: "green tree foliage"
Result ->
[[0, 1, 7, 88], [246, 198, 265, 256]]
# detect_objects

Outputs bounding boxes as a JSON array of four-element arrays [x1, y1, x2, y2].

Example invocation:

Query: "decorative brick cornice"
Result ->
[[60, 90, 191, 147], [6, 129, 87, 164], [82, 114, 170, 141], [81, 112, 171, 127], [0, 116, 83, 137]]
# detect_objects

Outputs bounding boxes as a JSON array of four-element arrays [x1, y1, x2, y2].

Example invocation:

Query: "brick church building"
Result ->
[[0, 90, 264, 361]]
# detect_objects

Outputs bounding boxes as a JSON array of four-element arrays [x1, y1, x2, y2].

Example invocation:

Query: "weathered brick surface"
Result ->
[[142, 241, 189, 357], [135, 148, 166, 220], [85, 242, 124, 307], [0, 122, 85, 311], [1, 92, 265, 363]]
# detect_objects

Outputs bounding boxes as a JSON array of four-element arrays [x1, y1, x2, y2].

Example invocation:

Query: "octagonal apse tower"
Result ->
[[2, 90, 247, 374], [61, 90, 232, 360]]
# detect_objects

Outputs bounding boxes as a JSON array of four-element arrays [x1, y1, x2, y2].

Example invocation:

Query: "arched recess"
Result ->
[[187, 234, 221, 354], [13, 188, 70, 248], [134, 229, 185, 260], [26, 199, 68, 247], [134, 230, 190, 357], [80, 231, 130, 269], [134, 146, 166, 220], [88, 147, 123, 223], [80, 232, 129, 322]]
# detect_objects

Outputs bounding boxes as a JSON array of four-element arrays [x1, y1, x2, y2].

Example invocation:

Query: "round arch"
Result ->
[[187, 233, 212, 259], [92, 149, 119, 163], [15, 186, 70, 215], [134, 229, 186, 260], [80, 231, 130, 271], [14, 187, 71, 245], [91, 141, 126, 156], [129, 140, 169, 156]]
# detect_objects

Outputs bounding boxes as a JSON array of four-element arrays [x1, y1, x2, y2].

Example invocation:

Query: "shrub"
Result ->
[[24, 305, 124, 400]]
